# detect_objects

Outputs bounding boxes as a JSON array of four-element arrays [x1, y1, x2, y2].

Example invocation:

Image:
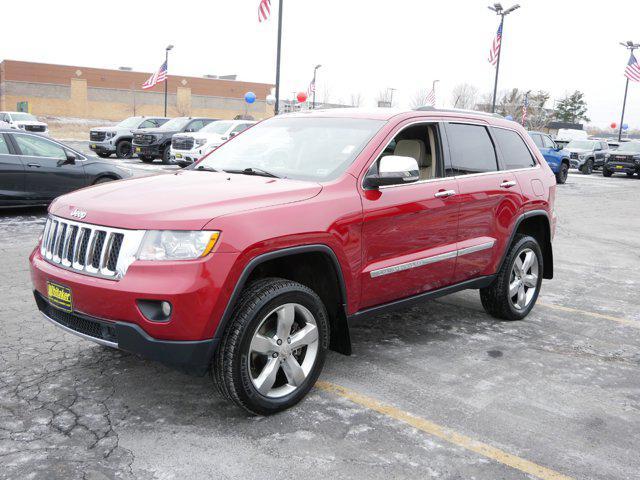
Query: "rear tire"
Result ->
[[480, 234, 543, 321], [212, 278, 330, 415], [116, 140, 133, 159], [555, 163, 569, 184]]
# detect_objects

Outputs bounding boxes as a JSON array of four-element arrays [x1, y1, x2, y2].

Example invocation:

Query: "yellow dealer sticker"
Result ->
[[47, 282, 73, 312]]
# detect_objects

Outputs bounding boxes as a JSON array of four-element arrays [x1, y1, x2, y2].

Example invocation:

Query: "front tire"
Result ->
[[603, 167, 612, 177], [139, 155, 154, 163], [96, 152, 111, 158], [626, 172, 635, 177], [116, 140, 133, 159], [212, 278, 330, 415], [581, 159, 593, 175], [555, 163, 569, 184], [480, 235, 543, 321], [161, 146, 172, 165]]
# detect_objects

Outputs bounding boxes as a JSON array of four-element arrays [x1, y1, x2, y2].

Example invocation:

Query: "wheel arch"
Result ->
[[499, 210, 553, 280], [214, 244, 352, 355], [116, 136, 133, 143], [92, 174, 120, 185]]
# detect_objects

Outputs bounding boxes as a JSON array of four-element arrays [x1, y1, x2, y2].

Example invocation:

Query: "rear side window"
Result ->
[[493, 128, 536, 170], [446, 123, 498, 176]]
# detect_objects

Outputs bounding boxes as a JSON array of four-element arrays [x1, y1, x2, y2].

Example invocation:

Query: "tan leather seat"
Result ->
[[395, 139, 431, 180]]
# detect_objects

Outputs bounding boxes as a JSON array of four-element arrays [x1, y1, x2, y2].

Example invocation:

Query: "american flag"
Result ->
[[258, 0, 271, 22], [624, 53, 640, 82], [488, 22, 502, 66], [142, 61, 167, 90], [522, 94, 528, 126], [426, 88, 436, 106]]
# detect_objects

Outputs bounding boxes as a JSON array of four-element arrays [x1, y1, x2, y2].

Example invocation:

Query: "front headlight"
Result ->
[[195, 138, 207, 147], [18, 124, 25, 129], [578, 154, 586, 160], [106, 131, 116, 139], [137, 231, 220, 261]]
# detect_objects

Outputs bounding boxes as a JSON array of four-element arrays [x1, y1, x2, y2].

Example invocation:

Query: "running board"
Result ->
[[348, 275, 496, 322]]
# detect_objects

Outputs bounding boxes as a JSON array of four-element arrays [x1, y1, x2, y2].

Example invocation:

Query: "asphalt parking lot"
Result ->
[[1, 171, 639, 479]]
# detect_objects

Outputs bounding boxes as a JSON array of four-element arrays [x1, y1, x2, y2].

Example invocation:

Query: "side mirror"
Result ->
[[58, 152, 76, 166], [554, 144, 563, 151], [363, 155, 419, 189], [229, 131, 237, 138]]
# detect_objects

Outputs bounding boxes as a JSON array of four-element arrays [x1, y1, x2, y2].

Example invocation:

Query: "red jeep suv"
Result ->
[[30, 108, 556, 415]]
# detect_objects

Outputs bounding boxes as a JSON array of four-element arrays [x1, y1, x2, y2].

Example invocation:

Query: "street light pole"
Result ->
[[488, 3, 520, 113], [312, 64, 322, 109], [618, 41, 639, 141], [389, 87, 397, 107], [164, 44, 174, 117]]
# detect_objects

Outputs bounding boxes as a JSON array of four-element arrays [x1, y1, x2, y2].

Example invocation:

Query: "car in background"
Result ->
[[528, 131, 570, 184], [170, 120, 255, 166], [0, 111, 49, 134], [602, 141, 640, 177], [0, 129, 132, 207], [89, 116, 169, 159], [564, 139, 609, 174], [132, 117, 216, 164]]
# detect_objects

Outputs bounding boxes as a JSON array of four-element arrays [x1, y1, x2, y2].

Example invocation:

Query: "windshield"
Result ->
[[117, 117, 143, 128], [615, 142, 640, 153], [157, 117, 190, 131], [197, 117, 385, 181], [201, 121, 234, 135], [567, 140, 595, 150], [11, 113, 38, 122]]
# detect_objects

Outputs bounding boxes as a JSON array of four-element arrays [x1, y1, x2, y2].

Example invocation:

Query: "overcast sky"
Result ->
[[3, 0, 640, 127]]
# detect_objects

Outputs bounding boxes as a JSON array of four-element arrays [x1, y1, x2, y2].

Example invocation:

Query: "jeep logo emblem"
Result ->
[[70, 208, 87, 220]]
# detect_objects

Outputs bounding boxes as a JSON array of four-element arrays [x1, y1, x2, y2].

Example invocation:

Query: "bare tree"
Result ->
[[450, 83, 479, 110], [349, 93, 363, 107], [410, 89, 430, 109], [376, 89, 394, 107]]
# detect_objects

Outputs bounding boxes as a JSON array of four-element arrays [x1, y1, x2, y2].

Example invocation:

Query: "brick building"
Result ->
[[0, 60, 274, 121]]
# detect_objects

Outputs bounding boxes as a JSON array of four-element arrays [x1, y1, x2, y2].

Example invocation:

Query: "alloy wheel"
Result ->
[[248, 303, 319, 398], [509, 248, 539, 311]]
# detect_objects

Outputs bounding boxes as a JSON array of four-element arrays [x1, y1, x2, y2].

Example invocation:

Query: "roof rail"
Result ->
[[414, 106, 504, 119]]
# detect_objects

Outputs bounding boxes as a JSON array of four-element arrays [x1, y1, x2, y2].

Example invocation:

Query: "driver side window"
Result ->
[[368, 123, 443, 182], [139, 119, 157, 128], [13, 134, 66, 159]]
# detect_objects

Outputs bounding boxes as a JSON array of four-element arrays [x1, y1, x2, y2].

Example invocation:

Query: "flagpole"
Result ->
[[490, 17, 504, 113], [164, 44, 174, 117], [618, 77, 629, 142], [274, 0, 283, 116]]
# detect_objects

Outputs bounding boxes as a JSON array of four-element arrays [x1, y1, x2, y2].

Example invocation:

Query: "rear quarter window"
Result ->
[[493, 128, 537, 170]]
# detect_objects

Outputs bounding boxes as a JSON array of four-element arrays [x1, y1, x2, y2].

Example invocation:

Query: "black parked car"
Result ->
[[131, 117, 216, 164], [603, 141, 640, 177], [0, 129, 132, 208]]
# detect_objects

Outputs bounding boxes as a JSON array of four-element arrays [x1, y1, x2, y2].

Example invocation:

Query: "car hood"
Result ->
[[133, 127, 176, 135], [175, 132, 225, 145], [564, 148, 592, 154], [15, 120, 47, 127], [91, 126, 120, 133], [49, 170, 323, 230]]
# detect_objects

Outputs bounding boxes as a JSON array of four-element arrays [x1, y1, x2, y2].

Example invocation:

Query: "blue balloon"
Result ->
[[244, 92, 256, 104], [505, 115, 514, 121], [622, 123, 629, 130]]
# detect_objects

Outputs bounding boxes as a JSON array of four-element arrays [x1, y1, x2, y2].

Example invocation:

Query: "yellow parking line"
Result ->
[[538, 302, 640, 329], [316, 381, 574, 480]]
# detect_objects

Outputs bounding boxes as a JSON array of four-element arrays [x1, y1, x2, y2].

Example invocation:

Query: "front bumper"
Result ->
[[34, 291, 218, 375], [604, 162, 638, 174], [133, 144, 163, 157], [170, 147, 203, 166], [89, 141, 115, 154], [29, 247, 240, 372]]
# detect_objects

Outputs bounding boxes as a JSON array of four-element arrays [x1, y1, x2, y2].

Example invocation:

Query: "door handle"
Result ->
[[27, 163, 41, 168], [500, 180, 517, 188], [434, 189, 456, 198]]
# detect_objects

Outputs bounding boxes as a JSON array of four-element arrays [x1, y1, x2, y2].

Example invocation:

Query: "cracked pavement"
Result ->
[[1, 172, 639, 479]]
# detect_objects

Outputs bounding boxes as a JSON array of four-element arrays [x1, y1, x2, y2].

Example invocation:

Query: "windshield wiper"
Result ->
[[224, 167, 280, 178], [195, 165, 219, 172]]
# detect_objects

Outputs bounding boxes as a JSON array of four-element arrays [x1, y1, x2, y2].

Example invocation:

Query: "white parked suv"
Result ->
[[170, 120, 255, 166], [0, 111, 48, 134]]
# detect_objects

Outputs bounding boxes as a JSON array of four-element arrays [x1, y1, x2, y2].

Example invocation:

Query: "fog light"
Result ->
[[137, 299, 172, 322]]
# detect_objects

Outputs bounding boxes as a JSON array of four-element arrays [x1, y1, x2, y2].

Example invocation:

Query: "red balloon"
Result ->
[[611, 122, 617, 129], [296, 91, 308, 103]]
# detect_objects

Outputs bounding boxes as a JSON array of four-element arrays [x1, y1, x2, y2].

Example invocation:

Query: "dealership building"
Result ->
[[0, 60, 274, 121]]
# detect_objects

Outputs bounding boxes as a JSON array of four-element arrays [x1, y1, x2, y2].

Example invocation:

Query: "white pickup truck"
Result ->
[[170, 120, 255, 166]]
